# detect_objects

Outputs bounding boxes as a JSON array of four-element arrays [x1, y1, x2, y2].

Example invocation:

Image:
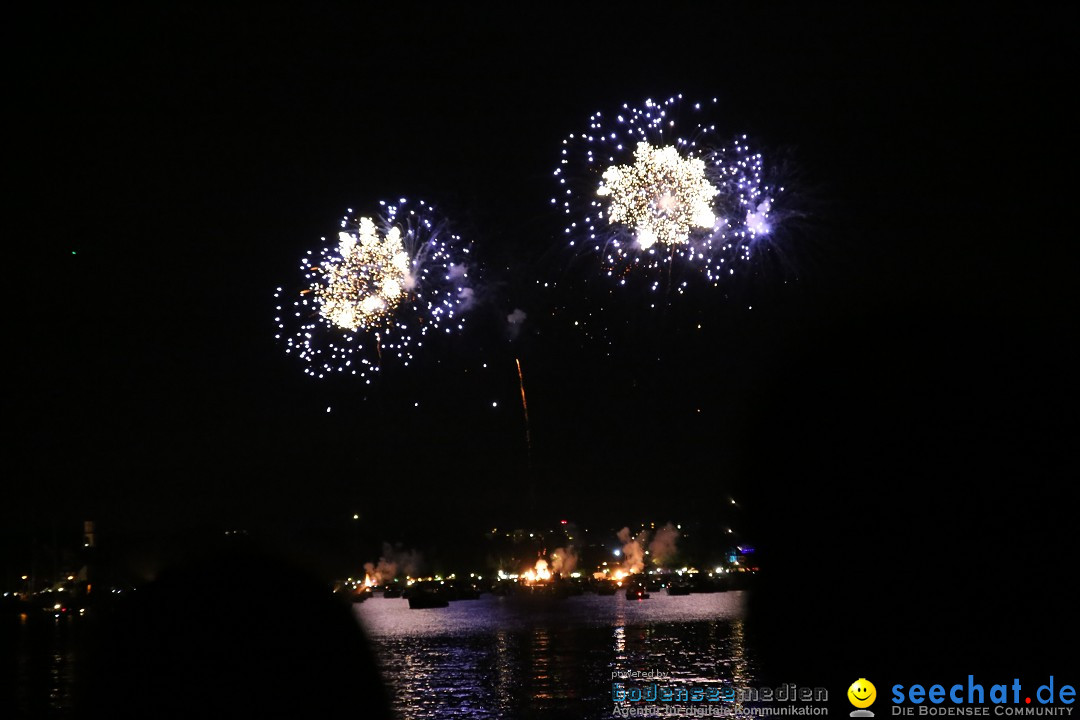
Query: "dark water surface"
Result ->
[[3, 612, 83, 719], [3, 591, 752, 718], [356, 591, 754, 718]]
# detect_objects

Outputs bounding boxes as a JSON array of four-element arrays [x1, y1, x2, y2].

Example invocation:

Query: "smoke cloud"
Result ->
[[616, 527, 648, 574], [457, 286, 476, 310], [648, 523, 680, 567], [550, 546, 578, 576], [363, 542, 423, 585], [506, 308, 527, 340], [444, 263, 477, 310]]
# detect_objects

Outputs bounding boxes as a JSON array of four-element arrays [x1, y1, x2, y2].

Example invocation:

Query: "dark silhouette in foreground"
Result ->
[[80, 545, 391, 719]]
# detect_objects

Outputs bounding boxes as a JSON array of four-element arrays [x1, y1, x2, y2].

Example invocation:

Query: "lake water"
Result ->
[[356, 591, 755, 718], [3, 590, 754, 718]]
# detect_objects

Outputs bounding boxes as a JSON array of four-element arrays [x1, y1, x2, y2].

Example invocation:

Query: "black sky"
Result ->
[[7, 0, 1074, 602]]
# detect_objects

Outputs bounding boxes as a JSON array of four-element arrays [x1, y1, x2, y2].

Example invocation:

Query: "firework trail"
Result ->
[[274, 199, 475, 380], [515, 357, 532, 459]]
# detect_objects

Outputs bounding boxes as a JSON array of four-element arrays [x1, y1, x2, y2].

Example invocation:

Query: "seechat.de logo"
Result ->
[[891, 676, 1076, 714], [849, 678, 878, 717]]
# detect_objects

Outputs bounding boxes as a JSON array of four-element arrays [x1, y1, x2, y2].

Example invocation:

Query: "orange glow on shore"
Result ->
[[593, 568, 631, 582], [520, 558, 551, 584]]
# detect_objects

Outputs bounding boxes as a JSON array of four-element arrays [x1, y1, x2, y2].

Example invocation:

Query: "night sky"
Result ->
[[7, 6, 1075, 663]]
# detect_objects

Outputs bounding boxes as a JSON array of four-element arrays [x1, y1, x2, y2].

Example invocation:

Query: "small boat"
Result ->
[[596, 581, 617, 596], [407, 591, 449, 609], [447, 581, 481, 600], [406, 580, 450, 608], [691, 576, 720, 593], [626, 584, 650, 600], [665, 583, 691, 596]]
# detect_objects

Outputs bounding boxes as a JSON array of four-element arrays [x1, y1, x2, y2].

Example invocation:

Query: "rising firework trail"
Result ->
[[515, 356, 537, 512], [516, 357, 532, 460]]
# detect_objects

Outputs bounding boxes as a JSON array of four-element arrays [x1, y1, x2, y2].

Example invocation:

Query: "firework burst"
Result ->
[[554, 95, 784, 288], [274, 199, 475, 380]]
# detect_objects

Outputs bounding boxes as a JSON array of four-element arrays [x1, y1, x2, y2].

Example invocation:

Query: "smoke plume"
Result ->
[[363, 542, 423, 585], [617, 527, 648, 574], [550, 546, 578, 576], [648, 523, 680, 566], [506, 308, 527, 340]]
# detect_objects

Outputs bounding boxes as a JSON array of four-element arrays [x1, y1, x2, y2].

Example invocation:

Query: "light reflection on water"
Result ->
[[356, 591, 753, 719], [4, 614, 79, 719]]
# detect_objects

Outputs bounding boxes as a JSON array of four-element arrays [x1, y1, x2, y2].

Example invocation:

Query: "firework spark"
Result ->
[[274, 199, 475, 380], [553, 95, 783, 286], [317, 219, 410, 332], [598, 141, 718, 249]]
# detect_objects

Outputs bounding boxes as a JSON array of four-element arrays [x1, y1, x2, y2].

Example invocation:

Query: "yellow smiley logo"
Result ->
[[848, 678, 877, 708]]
